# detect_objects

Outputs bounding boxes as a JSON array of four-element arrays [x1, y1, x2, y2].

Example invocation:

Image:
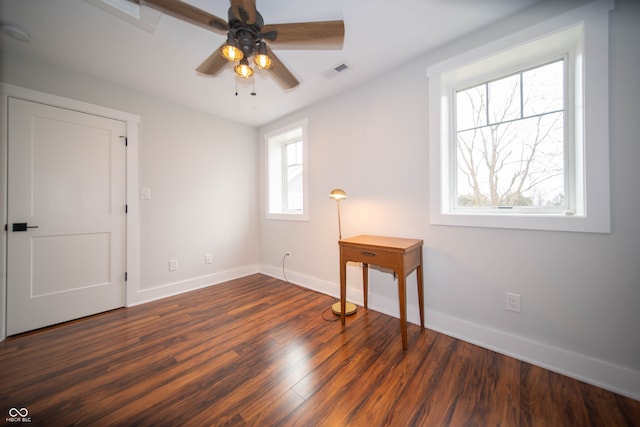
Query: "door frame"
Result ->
[[1, 83, 140, 340]]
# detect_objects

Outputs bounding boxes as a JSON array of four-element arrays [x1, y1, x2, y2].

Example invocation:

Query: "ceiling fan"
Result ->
[[134, 0, 345, 89]]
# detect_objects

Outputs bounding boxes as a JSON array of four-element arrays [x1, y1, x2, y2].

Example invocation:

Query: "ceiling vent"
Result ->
[[322, 62, 351, 80], [85, 0, 162, 33]]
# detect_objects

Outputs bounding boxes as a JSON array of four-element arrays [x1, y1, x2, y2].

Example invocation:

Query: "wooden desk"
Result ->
[[339, 235, 424, 350]]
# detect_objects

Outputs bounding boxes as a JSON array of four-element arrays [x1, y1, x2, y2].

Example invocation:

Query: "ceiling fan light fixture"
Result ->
[[144, 0, 344, 90], [220, 33, 243, 62], [234, 58, 254, 79], [253, 42, 272, 70]]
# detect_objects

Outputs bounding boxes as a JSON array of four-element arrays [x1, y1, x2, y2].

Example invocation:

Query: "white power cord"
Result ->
[[282, 252, 291, 282]]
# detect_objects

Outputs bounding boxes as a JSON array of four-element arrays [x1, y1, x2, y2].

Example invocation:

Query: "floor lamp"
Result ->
[[329, 189, 357, 316]]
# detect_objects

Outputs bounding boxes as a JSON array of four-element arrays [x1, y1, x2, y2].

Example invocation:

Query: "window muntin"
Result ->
[[453, 60, 568, 212]]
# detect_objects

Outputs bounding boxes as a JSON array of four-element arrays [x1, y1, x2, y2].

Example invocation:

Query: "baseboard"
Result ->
[[127, 264, 260, 307], [259, 263, 640, 401], [259, 263, 366, 306], [426, 310, 640, 401]]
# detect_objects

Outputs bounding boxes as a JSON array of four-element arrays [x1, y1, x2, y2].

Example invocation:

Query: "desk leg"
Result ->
[[362, 263, 369, 309], [417, 263, 425, 329], [398, 270, 408, 351], [340, 258, 347, 327]]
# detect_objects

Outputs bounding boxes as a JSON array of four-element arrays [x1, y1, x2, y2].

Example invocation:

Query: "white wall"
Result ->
[[258, 0, 640, 399], [1, 53, 260, 310]]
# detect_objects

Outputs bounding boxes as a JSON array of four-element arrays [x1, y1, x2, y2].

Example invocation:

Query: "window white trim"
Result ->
[[428, 0, 612, 233], [264, 119, 309, 221]]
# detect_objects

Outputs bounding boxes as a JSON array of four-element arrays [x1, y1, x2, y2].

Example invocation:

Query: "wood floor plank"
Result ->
[[1, 273, 638, 426], [342, 326, 439, 426]]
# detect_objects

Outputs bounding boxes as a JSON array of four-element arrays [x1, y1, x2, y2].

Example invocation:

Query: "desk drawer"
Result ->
[[340, 244, 401, 270]]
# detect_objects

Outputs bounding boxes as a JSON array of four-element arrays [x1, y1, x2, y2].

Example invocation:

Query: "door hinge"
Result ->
[[4, 224, 7, 232], [125, 204, 128, 214], [125, 272, 128, 281], [120, 135, 128, 146]]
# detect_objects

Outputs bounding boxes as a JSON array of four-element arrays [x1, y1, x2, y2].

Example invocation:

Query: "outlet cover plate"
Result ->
[[505, 292, 521, 313]]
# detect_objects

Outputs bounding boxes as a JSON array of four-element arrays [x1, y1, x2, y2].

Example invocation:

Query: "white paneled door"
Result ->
[[6, 97, 126, 335]]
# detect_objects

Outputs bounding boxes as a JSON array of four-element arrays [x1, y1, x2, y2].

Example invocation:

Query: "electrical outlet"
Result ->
[[169, 259, 178, 271], [205, 253, 212, 264], [285, 251, 292, 260], [505, 292, 521, 313], [140, 187, 151, 200]]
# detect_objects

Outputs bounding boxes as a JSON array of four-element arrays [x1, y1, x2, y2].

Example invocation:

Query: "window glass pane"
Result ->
[[456, 85, 486, 131], [456, 112, 565, 208], [523, 60, 564, 117], [287, 164, 303, 210], [488, 73, 521, 124], [286, 140, 301, 166], [285, 140, 303, 211]]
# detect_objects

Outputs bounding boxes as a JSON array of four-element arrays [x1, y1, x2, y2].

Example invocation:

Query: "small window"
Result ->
[[428, 1, 612, 233], [265, 119, 308, 220]]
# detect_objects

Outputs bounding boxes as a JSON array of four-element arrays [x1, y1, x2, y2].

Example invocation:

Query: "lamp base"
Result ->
[[331, 301, 357, 316]]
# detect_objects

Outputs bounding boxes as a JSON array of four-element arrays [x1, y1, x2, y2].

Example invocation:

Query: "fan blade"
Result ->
[[230, 0, 257, 25], [196, 46, 230, 76], [265, 46, 299, 89], [262, 21, 344, 49], [139, 0, 228, 34]]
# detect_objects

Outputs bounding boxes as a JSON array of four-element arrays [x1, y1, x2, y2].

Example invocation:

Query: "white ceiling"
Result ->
[[0, 0, 541, 127]]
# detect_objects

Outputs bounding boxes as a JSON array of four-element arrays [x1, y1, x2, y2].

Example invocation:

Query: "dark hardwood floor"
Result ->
[[1, 274, 638, 426]]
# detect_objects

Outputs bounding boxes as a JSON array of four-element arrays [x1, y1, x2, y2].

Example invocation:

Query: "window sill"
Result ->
[[265, 212, 309, 222], [431, 211, 609, 233]]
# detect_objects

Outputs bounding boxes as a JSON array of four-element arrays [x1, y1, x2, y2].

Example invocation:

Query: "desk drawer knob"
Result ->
[[360, 251, 376, 257]]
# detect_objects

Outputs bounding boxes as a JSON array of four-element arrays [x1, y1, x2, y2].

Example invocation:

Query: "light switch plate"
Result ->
[[141, 187, 151, 200]]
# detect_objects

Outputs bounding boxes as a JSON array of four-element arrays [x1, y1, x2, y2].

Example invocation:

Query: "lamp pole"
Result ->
[[329, 188, 347, 240], [336, 198, 343, 240], [328, 188, 355, 316]]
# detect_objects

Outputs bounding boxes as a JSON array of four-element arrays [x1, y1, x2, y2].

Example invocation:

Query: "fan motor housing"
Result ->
[[227, 8, 265, 57], [236, 31, 256, 56]]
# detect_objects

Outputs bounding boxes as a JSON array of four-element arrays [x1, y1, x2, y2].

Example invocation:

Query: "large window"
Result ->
[[428, 0, 612, 233], [265, 119, 308, 220], [454, 59, 567, 212]]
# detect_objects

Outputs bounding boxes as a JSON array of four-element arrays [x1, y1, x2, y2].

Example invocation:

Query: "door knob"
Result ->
[[12, 223, 39, 232]]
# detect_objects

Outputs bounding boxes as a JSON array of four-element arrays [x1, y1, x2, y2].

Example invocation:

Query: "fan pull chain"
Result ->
[[233, 75, 257, 96]]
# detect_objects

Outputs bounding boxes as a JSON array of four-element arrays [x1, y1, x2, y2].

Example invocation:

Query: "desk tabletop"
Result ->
[[339, 235, 423, 250]]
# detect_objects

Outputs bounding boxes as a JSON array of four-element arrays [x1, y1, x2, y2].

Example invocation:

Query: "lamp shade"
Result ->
[[234, 58, 254, 78], [329, 188, 347, 200], [220, 34, 243, 62], [254, 42, 272, 70]]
